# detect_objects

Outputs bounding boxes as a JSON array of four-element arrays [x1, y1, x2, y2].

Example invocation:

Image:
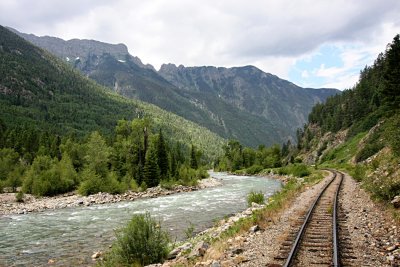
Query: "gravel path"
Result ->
[[340, 172, 399, 266]]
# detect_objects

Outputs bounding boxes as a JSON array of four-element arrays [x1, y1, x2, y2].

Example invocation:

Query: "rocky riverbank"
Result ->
[[0, 177, 222, 216]]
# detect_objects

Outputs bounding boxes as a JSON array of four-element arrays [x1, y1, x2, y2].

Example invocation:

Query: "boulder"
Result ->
[[168, 242, 192, 259], [189, 241, 209, 257], [231, 248, 244, 255], [91, 251, 101, 259], [167, 247, 180, 260], [391, 196, 400, 208], [249, 225, 260, 233], [210, 260, 221, 267]]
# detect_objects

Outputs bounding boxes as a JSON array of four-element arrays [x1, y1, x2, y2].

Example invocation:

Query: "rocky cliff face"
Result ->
[[8, 27, 153, 71]]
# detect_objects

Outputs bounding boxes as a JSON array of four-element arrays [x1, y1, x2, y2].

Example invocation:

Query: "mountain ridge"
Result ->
[[11, 27, 340, 147], [158, 63, 339, 137]]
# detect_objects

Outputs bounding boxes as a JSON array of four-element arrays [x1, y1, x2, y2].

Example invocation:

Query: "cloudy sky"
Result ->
[[1, 0, 399, 90]]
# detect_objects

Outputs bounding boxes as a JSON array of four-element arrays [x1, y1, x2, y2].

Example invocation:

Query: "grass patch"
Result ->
[[246, 191, 265, 206], [277, 164, 311, 177], [320, 132, 366, 164]]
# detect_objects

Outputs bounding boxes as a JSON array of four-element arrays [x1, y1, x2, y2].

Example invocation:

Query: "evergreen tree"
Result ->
[[382, 34, 400, 108], [0, 118, 6, 148], [143, 144, 160, 187], [156, 129, 169, 179], [190, 144, 198, 169]]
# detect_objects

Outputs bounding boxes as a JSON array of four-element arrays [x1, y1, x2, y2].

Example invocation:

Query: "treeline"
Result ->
[[215, 140, 284, 173], [0, 118, 208, 196], [305, 34, 400, 140]]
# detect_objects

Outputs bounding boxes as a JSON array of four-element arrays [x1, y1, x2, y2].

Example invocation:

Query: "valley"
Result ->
[[0, 5, 399, 267]]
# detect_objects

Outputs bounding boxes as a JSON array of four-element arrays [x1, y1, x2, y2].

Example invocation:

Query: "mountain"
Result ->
[[11, 27, 340, 147], [158, 64, 339, 138], [0, 25, 224, 158]]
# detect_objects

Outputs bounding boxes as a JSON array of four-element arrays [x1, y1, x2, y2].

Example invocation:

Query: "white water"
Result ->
[[0, 172, 281, 266]]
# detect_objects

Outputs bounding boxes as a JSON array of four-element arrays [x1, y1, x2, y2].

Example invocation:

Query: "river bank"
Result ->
[[0, 172, 282, 267], [0, 177, 222, 216]]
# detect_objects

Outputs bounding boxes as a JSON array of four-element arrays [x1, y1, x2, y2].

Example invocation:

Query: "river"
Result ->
[[0, 172, 281, 266]]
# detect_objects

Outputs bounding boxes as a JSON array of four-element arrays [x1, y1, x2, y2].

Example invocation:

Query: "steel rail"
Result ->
[[283, 170, 340, 267], [333, 170, 344, 267]]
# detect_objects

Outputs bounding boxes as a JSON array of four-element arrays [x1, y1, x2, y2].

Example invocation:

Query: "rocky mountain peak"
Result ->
[[8, 27, 154, 71]]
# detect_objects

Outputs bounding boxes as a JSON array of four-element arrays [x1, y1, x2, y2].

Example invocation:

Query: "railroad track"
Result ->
[[273, 169, 357, 266]]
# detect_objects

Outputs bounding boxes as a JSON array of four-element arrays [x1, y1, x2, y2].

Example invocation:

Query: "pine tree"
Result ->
[[0, 118, 6, 148], [190, 144, 198, 169], [143, 144, 160, 187], [382, 34, 400, 108], [157, 129, 169, 179]]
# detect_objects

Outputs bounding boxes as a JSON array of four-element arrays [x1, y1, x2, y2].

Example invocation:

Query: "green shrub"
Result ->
[[129, 178, 139, 192], [103, 213, 170, 266], [78, 169, 124, 196], [278, 164, 311, 177], [247, 191, 265, 206], [350, 164, 367, 182], [245, 165, 263, 175], [140, 181, 148, 192], [22, 155, 76, 196], [355, 129, 384, 162], [364, 172, 400, 201], [160, 179, 176, 190], [197, 167, 210, 179], [384, 114, 400, 156], [184, 222, 195, 239], [15, 191, 24, 202]]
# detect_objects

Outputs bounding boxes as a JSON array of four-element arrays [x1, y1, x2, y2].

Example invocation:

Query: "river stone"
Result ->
[[391, 195, 400, 208], [249, 225, 260, 233], [189, 241, 209, 257], [167, 247, 180, 259], [91, 251, 101, 259], [231, 248, 244, 255]]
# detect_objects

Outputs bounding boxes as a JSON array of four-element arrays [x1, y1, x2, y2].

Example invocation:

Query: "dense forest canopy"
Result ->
[[0, 118, 209, 196]]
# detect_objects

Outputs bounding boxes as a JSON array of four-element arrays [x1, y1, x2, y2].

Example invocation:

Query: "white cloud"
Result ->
[[0, 0, 400, 88], [301, 70, 309, 78]]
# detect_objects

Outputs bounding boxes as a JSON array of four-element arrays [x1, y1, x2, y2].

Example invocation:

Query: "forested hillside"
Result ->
[[0, 25, 227, 197], [0, 25, 224, 159], [296, 34, 400, 202]]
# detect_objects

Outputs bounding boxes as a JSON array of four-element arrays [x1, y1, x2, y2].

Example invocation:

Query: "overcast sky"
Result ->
[[1, 0, 399, 90]]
